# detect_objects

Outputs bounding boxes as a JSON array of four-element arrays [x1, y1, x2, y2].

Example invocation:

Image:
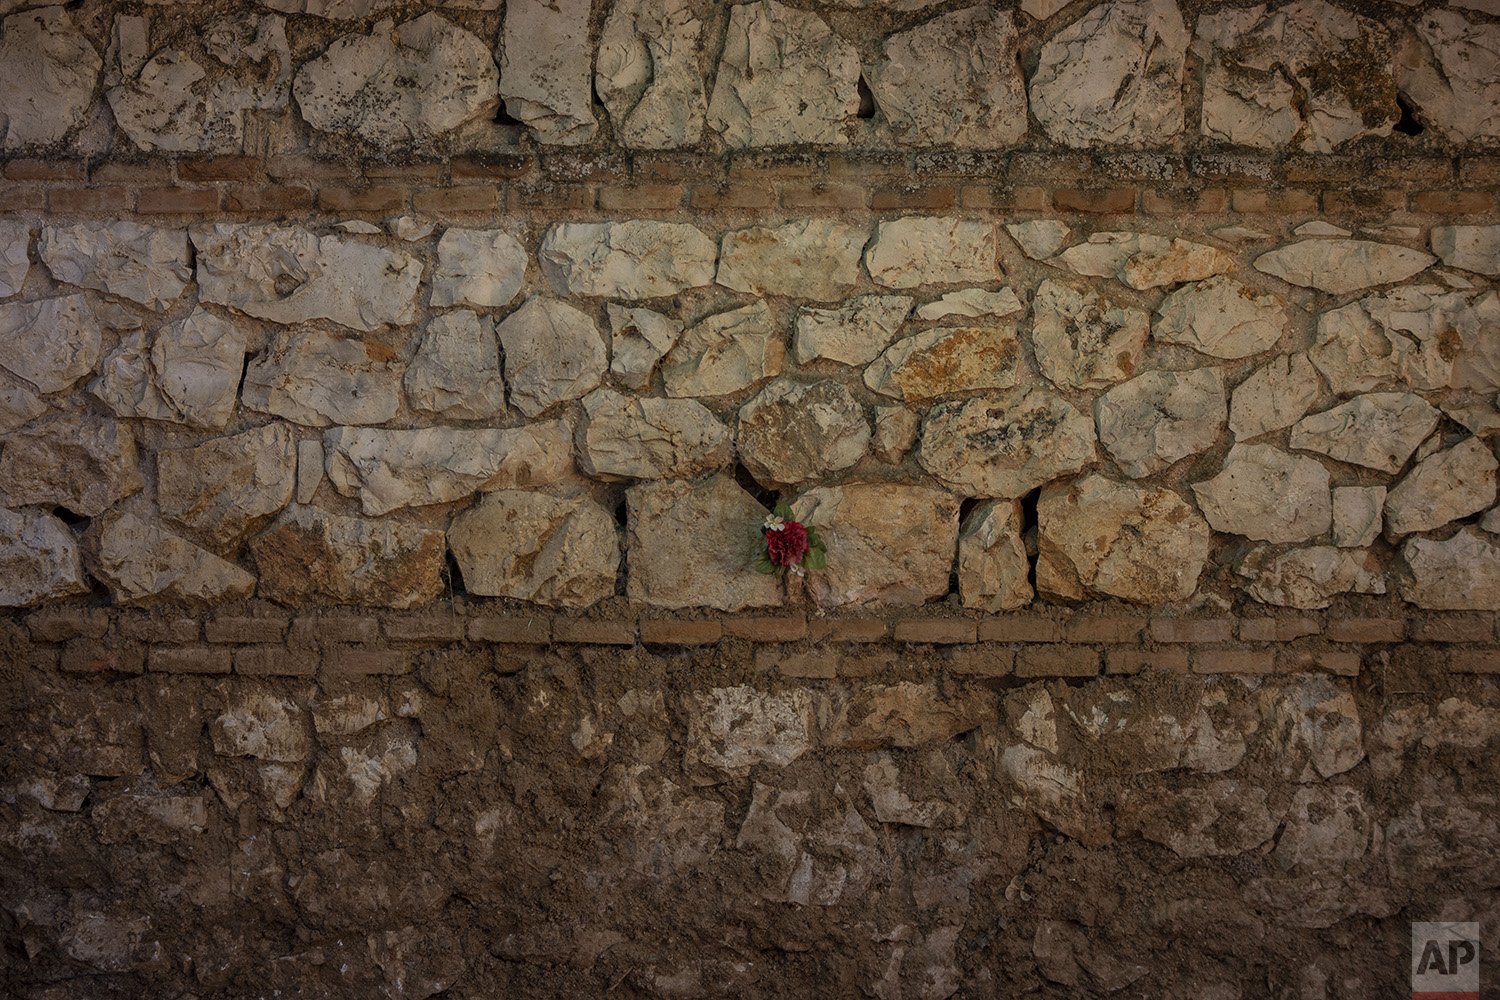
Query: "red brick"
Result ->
[[780, 181, 867, 210], [137, 187, 220, 214], [1278, 647, 1362, 676], [978, 616, 1065, 643], [120, 616, 200, 644], [824, 151, 910, 178], [62, 640, 144, 675], [840, 651, 897, 678], [1369, 156, 1453, 186], [1413, 617, 1495, 643], [91, 161, 172, 185], [1231, 188, 1318, 213], [235, 646, 318, 677], [1325, 617, 1405, 643], [757, 647, 837, 679], [554, 618, 636, 645], [893, 618, 977, 644], [506, 185, 596, 211], [870, 186, 956, 211], [543, 151, 629, 183], [949, 646, 1014, 676], [1150, 618, 1235, 644], [451, 153, 537, 181], [265, 155, 349, 181], [1192, 649, 1275, 675], [1411, 190, 1495, 215], [807, 618, 888, 642], [469, 615, 551, 644], [630, 153, 721, 183], [640, 619, 722, 646], [222, 185, 314, 214], [412, 185, 501, 214], [1016, 646, 1100, 678], [1459, 155, 1500, 186], [1284, 155, 1367, 184], [1053, 187, 1137, 213], [0, 186, 46, 211], [290, 615, 380, 646], [690, 183, 775, 210], [1321, 189, 1405, 214], [4, 158, 87, 181], [151, 645, 232, 675], [962, 185, 1050, 211], [723, 615, 809, 642], [205, 615, 290, 645], [317, 185, 404, 213], [1106, 648, 1190, 674], [382, 613, 466, 643], [26, 608, 109, 642], [1142, 188, 1229, 214], [1450, 649, 1500, 674], [177, 156, 264, 182], [1238, 617, 1321, 642], [598, 183, 684, 211], [49, 188, 136, 213], [363, 161, 443, 181], [324, 646, 410, 676], [727, 152, 818, 180], [1066, 615, 1146, 644]]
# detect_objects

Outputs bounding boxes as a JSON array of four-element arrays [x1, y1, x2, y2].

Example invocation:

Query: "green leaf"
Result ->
[[752, 551, 776, 575], [803, 547, 827, 571], [806, 527, 825, 548], [774, 502, 794, 520]]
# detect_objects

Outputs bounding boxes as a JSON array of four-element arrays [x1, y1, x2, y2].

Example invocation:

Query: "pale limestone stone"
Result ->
[[404, 311, 504, 420], [85, 512, 255, 607], [1485, 507, 1500, 534], [1433, 225, 1500, 276], [1052, 233, 1236, 290], [1095, 369, 1226, 479], [829, 683, 988, 751], [1332, 486, 1385, 548], [707, 0, 859, 148], [1029, 0, 1188, 147], [736, 379, 869, 486], [296, 439, 322, 505], [1038, 474, 1211, 603], [1253, 239, 1436, 295], [958, 500, 1032, 611], [0, 382, 45, 433], [1400, 526, 1500, 610], [661, 301, 784, 398], [716, 219, 867, 301], [793, 295, 911, 366], [212, 692, 309, 763], [430, 228, 525, 308], [1384, 437, 1498, 537], [0, 295, 100, 394], [1290, 393, 1441, 473], [193, 223, 422, 332], [866, 5, 1027, 147], [1006, 220, 1071, 260], [325, 422, 572, 516], [91, 308, 247, 429], [250, 505, 446, 609], [1154, 276, 1286, 359], [1118, 781, 1279, 858], [0, 507, 87, 608], [449, 491, 619, 608], [0, 219, 27, 297], [1274, 786, 1372, 872], [626, 474, 782, 611], [607, 304, 681, 390], [685, 688, 815, 780], [1294, 222, 1352, 238], [0, 8, 101, 150], [1063, 679, 1258, 774], [577, 388, 731, 480], [158, 423, 297, 552], [110, 13, 289, 153], [596, 0, 705, 149], [1261, 675, 1363, 782], [864, 324, 1022, 401], [1399, 11, 1500, 144], [495, 297, 607, 418], [915, 287, 1023, 322], [919, 388, 1096, 498], [1238, 546, 1385, 609], [539, 221, 716, 299], [862, 753, 949, 828], [1021, 0, 1073, 18], [242, 330, 403, 427], [1032, 279, 1148, 390], [1229, 354, 1321, 441], [872, 405, 918, 462], [498, 0, 595, 144], [333, 220, 381, 235], [0, 412, 143, 517], [389, 216, 435, 241], [1192, 443, 1331, 543], [1000, 744, 1099, 846], [866, 217, 999, 289], [39, 223, 190, 311], [792, 484, 959, 608], [1311, 286, 1500, 393]]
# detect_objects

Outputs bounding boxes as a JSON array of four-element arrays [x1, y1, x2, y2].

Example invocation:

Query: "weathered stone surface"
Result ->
[[1053, 233, 1236, 291], [717, 219, 866, 301], [0, 507, 87, 608], [539, 221, 716, 300], [867, 5, 1027, 147], [828, 682, 986, 749], [1431, 225, 1500, 276], [0, 382, 45, 433], [661, 301, 784, 398], [0, 219, 27, 297], [91, 308, 247, 429], [607, 304, 682, 390], [737, 379, 869, 486], [158, 423, 297, 551], [0, 412, 142, 517], [685, 687, 815, 780], [40, 223, 190, 311], [872, 405, 918, 462], [1238, 546, 1385, 609], [1384, 437, 1498, 537], [193, 224, 422, 332], [914, 287, 1023, 322], [110, 12, 289, 153], [449, 491, 619, 608], [793, 295, 911, 367], [1312, 286, 1500, 393], [626, 474, 781, 611], [213, 691, 310, 763], [325, 422, 573, 516], [864, 324, 1022, 401], [1032, 279, 1149, 390], [1274, 786, 1372, 872], [919, 388, 1096, 498], [0, 8, 101, 150], [498, 0, 595, 144], [1229, 354, 1321, 442], [1261, 675, 1363, 782], [1192, 444, 1331, 543], [1399, 526, 1500, 610], [1095, 369, 1225, 479], [1029, 0, 1188, 147], [1332, 486, 1385, 549], [792, 484, 959, 607], [1399, 11, 1500, 145], [85, 512, 255, 607], [243, 330, 403, 427], [430, 228, 525, 309], [577, 388, 730, 480], [1253, 239, 1435, 295], [495, 297, 607, 417], [958, 500, 1032, 611], [250, 505, 446, 608], [866, 217, 999, 289], [1000, 744, 1100, 846], [1154, 276, 1286, 359], [1118, 780, 1280, 858], [1038, 474, 1211, 603], [596, 0, 705, 149], [0, 295, 100, 394], [1007, 220, 1071, 261], [404, 311, 505, 420], [707, 0, 859, 148], [1289, 393, 1441, 473]]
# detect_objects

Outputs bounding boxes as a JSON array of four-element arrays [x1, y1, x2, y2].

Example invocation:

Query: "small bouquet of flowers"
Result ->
[[752, 503, 827, 577]]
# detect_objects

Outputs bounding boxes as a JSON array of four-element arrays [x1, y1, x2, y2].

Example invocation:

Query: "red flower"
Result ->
[[765, 520, 810, 568]]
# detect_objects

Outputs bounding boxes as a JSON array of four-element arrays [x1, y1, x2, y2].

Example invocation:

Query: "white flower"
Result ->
[[763, 514, 785, 531]]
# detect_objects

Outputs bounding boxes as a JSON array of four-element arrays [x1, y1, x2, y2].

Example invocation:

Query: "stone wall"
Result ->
[[3, 0, 1500, 997]]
